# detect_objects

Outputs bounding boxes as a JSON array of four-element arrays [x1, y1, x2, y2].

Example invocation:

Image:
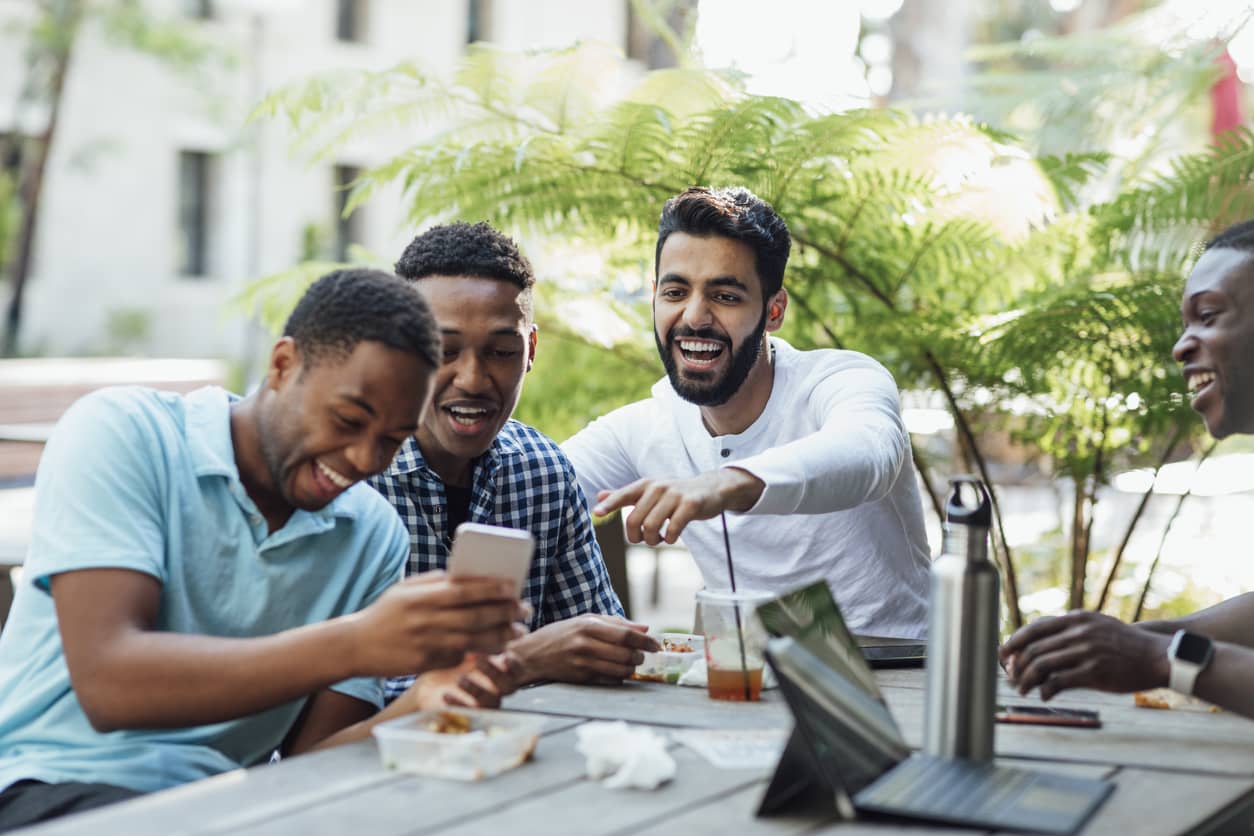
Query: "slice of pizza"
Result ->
[[1134, 687, 1221, 712]]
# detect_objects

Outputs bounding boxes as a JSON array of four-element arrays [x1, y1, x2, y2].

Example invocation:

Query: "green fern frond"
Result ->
[[1038, 152, 1112, 210], [228, 260, 350, 336], [1094, 128, 1254, 270], [244, 42, 1222, 487]]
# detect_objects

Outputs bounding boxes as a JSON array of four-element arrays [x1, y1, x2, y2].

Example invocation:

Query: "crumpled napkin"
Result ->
[[676, 658, 778, 690], [574, 721, 676, 790]]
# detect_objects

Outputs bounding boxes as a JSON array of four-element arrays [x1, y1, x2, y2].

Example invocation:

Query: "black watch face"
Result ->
[[1176, 632, 1213, 664]]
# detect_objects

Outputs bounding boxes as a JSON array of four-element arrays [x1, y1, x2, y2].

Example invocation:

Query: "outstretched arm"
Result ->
[[1137, 592, 1254, 647], [53, 568, 525, 733], [1000, 610, 1254, 719], [590, 357, 907, 544], [727, 360, 908, 516], [592, 467, 763, 546], [561, 405, 645, 510]]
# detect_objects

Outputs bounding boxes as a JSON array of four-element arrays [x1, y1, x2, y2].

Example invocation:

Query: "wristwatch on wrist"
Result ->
[[1167, 629, 1214, 696]]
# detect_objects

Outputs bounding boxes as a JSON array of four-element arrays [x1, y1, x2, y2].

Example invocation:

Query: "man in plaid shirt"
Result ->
[[371, 222, 660, 706]]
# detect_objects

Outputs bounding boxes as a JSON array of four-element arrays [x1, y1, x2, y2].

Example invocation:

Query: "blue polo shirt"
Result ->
[[0, 386, 408, 793]]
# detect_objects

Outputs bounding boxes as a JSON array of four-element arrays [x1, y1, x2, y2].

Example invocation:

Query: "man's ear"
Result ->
[[526, 324, 538, 373], [766, 289, 788, 332], [268, 337, 302, 391]]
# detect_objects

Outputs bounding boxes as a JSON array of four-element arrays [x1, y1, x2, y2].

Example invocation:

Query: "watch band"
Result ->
[[1167, 629, 1214, 696], [1168, 654, 1201, 696]]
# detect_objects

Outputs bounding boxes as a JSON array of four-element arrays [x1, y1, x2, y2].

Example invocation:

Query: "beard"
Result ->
[[655, 309, 767, 407]]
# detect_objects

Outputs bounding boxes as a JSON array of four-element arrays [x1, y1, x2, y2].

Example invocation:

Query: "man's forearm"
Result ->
[[1138, 592, 1254, 647], [1194, 642, 1254, 719], [725, 418, 906, 515], [70, 616, 362, 732], [308, 692, 415, 752], [505, 629, 551, 685], [718, 467, 766, 513], [1136, 618, 1182, 635]]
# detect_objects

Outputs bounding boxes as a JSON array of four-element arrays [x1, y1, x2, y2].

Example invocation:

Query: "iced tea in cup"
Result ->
[[695, 589, 772, 702]]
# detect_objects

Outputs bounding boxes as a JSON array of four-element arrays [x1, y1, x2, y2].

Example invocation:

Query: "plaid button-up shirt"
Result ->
[[369, 420, 624, 701]]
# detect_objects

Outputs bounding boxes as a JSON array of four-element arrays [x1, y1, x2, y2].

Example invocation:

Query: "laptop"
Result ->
[[754, 580, 926, 668], [856, 636, 927, 668], [756, 588, 1113, 834]]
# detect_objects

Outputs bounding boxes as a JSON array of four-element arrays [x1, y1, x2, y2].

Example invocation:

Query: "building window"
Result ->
[[467, 0, 493, 44], [0, 133, 23, 180], [336, 0, 367, 43], [183, 0, 213, 19], [625, 0, 695, 69], [178, 151, 213, 277], [333, 164, 362, 262]]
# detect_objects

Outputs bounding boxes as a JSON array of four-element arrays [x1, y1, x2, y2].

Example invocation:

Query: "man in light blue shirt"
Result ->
[[0, 269, 526, 829]]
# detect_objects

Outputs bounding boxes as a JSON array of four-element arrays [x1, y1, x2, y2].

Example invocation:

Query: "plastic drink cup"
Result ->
[[695, 589, 772, 702]]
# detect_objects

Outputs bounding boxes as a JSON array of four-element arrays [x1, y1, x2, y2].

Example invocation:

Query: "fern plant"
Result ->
[[243, 40, 1239, 629]]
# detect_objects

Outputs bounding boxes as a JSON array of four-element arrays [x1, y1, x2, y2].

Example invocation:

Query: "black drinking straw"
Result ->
[[720, 512, 752, 701]]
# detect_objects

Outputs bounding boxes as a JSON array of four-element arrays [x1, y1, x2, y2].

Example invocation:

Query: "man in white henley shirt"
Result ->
[[562, 187, 930, 638]]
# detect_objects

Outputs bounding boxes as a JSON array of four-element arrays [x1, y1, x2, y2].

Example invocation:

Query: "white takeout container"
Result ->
[[371, 709, 542, 781], [633, 632, 704, 684]]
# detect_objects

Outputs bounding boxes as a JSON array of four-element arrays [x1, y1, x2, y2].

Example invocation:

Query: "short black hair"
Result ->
[[1205, 220, 1254, 254], [655, 187, 791, 298], [395, 221, 535, 289], [282, 268, 440, 368]]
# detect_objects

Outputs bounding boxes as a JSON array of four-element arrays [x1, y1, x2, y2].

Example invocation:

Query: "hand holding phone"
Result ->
[[447, 522, 536, 596], [995, 704, 1101, 728]]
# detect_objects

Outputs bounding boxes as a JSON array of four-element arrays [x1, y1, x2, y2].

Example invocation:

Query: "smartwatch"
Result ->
[[1167, 630, 1214, 696]]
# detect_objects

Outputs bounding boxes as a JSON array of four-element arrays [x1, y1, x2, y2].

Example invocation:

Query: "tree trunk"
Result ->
[[1094, 425, 1185, 612], [912, 446, 945, 530], [922, 352, 1022, 629], [1132, 440, 1218, 621], [1069, 476, 1089, 611], [888, 0, 970, 104], [3, 1, 82, 357]]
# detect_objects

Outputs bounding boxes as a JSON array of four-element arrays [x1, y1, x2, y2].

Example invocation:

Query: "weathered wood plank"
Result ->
[[202, 725, 598, 836], [21, 674, 1254, 836], [23, 741, 394, 836], [878, 667, 1181, 711], [630, 778, 842, 836], [810, 820, 989, 835], [880, 685, 1254, 776], [992, 767, 1254, 836], [503, 680, 792, 730], [804, 766, 1249, 835], [428, 742, 772, 836], [22, 713, 581, 836]]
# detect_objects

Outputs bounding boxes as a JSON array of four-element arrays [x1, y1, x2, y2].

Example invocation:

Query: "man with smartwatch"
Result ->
[[999, 220, 1254, 717]]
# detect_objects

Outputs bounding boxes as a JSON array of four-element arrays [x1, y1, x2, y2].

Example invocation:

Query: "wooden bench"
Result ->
[[0, 358, 225, 625], [0, 357, 226, 483]]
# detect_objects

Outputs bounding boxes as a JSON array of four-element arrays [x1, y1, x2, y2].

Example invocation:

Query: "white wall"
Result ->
[[1, 0, 628, 361]]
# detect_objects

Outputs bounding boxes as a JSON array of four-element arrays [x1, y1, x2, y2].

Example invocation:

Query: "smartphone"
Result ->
[[447, 522, 536, 595], [995, 704, 1101, 728]]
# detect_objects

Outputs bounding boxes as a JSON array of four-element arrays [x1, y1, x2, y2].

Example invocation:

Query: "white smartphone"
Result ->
[[447, 522, 536, 595]]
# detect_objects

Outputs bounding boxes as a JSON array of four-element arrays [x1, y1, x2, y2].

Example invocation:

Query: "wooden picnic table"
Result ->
[[20, 669, 1254, 835]]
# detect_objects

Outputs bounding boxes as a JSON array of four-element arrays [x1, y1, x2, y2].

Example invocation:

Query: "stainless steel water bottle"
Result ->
[[923, 476, 999, 762]]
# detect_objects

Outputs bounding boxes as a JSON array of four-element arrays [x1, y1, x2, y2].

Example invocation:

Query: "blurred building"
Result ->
[[0, 0, 655, 361]]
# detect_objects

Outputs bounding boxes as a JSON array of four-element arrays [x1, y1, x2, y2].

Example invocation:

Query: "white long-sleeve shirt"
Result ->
[[562, 337, 931, 638]]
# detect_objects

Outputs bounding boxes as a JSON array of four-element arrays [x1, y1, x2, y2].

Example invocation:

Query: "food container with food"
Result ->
[[371, 709, 543, 780], [632, 632, 704, 684]]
